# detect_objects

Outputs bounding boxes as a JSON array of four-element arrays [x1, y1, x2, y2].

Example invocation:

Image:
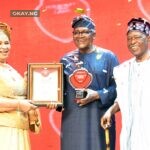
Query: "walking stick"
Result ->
[[105, 128, 110, 150]]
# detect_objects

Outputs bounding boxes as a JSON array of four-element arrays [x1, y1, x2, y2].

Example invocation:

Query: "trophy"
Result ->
[[69, 67, 93, 99]]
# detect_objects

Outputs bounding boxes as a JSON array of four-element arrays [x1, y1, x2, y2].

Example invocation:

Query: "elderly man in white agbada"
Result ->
[[101, 17, 150, 150]]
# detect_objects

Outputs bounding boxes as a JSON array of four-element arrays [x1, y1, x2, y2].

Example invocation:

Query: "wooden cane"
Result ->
[[105, 128, 110, 150]]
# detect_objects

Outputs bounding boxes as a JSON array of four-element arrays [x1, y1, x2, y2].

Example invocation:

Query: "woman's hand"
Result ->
[[18, 100, 37, 112]]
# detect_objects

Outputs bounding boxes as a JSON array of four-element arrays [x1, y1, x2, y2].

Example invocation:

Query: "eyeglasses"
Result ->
[[72, 30, 92, 37], [127, 35, 146, 42]]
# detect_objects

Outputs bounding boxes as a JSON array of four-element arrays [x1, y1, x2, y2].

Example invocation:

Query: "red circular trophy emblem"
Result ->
[[69, 68, 93, 99]]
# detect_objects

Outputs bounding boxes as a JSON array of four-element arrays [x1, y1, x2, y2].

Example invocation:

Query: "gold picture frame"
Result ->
[[27, 63, 63, 108]]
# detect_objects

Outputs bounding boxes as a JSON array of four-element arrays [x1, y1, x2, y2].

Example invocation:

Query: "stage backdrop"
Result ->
[[1, 0, 149, 149]]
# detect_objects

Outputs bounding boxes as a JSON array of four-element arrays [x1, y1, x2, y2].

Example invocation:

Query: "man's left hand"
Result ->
[[76, 89, 100, 106]]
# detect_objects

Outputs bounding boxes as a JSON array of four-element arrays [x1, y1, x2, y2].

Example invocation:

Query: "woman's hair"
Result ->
[[0, 22, 12, 40]]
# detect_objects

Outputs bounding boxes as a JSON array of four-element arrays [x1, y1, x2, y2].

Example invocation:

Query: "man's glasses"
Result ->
[[73, 30, 92, 37], [127, 35, 146, 42]]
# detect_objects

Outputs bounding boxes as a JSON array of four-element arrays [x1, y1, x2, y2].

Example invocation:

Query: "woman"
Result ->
[[0, 22, 41, 150]]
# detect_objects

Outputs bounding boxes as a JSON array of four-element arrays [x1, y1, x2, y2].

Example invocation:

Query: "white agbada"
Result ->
[[114, 57, 150, 150]]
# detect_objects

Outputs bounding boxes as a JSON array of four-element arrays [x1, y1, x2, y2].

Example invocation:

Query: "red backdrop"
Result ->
[[1, 0, 149, 149]]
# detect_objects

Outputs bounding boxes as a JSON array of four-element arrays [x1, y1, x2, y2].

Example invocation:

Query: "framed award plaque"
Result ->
[[27, 63, 63, 108]]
